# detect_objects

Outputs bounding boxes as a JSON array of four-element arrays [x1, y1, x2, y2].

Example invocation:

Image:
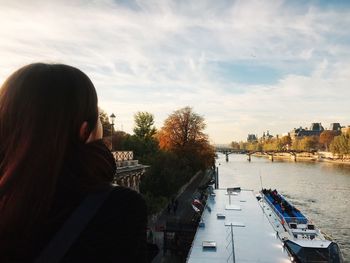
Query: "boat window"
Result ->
[[308, 224, 315, 230]]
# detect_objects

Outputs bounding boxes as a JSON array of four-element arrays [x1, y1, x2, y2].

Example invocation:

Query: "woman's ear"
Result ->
[[79, 121, 90, 142]]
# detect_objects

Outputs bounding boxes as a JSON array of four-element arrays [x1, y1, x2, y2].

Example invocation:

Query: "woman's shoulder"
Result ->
[[108, 185, 145, 205], [99, 185, 147, 217], [60, 188, 147, 263]]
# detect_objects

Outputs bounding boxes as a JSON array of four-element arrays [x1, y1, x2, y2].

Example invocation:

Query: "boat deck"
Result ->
[[263, 190, 308, 224], [186, 189, 291, 263]]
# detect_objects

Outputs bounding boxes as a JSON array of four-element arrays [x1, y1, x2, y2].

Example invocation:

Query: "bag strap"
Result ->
[[35, 185, 115, 263]]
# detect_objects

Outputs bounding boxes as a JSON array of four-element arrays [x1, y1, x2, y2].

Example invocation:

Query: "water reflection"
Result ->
[[217, 153, 350, 262]]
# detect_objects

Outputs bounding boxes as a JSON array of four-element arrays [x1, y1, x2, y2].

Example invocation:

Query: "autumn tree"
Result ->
[[141, 107, 215, 213], [239, 141, 248, 151], [300, 136, 320, 151], [158, 106, 215, 170], [133, 112, 156, 140], [291, 138, 301, 151], [231, 141, 240, 150], [330, 134, 350, 157], [158, 107, 206, 150], [319, 130, 338, 151], [279, 135, 292, 150]]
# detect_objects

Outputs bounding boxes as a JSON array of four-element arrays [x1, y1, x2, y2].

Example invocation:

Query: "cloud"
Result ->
[[0, 0, 350, 143]]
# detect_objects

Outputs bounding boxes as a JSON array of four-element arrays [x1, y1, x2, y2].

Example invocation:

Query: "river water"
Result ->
[[216, 153, 350, 262]]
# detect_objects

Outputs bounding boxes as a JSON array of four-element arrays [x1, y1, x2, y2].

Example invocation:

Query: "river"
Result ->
[[216, 153, 350, 262]]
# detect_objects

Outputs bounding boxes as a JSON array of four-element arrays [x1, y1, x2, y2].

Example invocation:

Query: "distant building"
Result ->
[[290, 123, 324, 140], [261, 130, 273, 141], [247, 134, 258, 142], [329, 123, 341, 131], [310, 123, 324, 132]]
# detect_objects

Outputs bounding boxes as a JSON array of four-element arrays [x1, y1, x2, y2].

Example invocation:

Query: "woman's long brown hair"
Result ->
[[0, 63, 98, 256]]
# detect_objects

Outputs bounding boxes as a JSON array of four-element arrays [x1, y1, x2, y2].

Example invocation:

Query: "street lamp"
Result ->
[[109, 113, 116, 151]]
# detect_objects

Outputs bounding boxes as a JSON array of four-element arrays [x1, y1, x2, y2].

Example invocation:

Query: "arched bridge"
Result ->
[[215, 147, 248, 162], [245, 150, 316, 162], [215, 147, 314, 162]]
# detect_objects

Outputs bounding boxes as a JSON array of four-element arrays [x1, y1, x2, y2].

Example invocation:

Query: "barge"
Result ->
[[186, 187, 343, 262]]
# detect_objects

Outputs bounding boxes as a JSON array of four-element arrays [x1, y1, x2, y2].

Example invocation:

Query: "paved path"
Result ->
[[150, 170, 212, 263]]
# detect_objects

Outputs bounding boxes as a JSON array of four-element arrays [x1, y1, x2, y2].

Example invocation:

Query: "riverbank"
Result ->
[[149, 169, 213, 263], [252, 152, 350, 165]]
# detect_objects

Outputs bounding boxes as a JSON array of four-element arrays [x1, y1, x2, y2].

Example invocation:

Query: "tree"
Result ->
[[239, 141, 248, 151], [300, 136, 319, 152], [279, 135, 292, 150], [231, 141, 240, 150], [330, 134, 350, 156], [158, 107, 206, 150], [319, 130, 338, 151], [263, 139, 278, 151], [157, 106, 215, 171], [133, 112, 156, 139]]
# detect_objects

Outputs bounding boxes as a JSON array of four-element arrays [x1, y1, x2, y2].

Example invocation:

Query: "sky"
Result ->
[[0, 0, 350, 144]]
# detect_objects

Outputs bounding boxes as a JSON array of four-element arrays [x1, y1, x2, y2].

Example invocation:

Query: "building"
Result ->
[[260, 130, 273, 142], [329, 123, 341, 131], [247, 134, 257, 142], [290, 123, 324, 140]]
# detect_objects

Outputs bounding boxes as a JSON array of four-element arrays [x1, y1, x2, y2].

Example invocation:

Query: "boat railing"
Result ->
[[262, 194, 307, 225]]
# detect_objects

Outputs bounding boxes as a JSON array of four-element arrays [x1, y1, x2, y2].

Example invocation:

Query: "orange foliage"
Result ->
[[157, 107, 215, 169]]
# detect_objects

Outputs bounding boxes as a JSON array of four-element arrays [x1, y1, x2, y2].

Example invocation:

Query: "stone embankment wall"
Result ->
[[253, 152, 350, 164]]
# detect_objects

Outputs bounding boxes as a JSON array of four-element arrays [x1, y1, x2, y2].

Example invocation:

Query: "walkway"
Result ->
[[150, 170, 212, 263]]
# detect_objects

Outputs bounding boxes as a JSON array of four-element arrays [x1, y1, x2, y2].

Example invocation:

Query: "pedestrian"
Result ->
[[0, 63, 147, 262]]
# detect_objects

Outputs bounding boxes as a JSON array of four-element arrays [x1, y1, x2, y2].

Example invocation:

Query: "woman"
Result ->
[[0, 63, 147, 262]]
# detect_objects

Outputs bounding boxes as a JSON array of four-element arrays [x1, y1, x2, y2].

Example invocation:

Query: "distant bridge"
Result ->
[[245, 151, 278, 162], [215, 147, 315, 162], [216, 147, 247, 154], [245, 150, 317, 162], [215, 147, 248, 162]]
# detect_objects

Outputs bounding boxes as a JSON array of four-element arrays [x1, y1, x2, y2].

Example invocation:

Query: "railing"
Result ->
[[262, 194, 307, 224], [113, 151, 133, 161]]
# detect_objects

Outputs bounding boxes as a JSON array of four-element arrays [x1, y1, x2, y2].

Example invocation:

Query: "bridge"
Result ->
[[215, 147, 247, 162], [215, 147, 315, 162], [245, 150, 319, 162]]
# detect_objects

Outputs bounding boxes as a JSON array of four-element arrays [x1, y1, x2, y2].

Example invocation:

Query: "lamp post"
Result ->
[[109, 113, 116, 151]]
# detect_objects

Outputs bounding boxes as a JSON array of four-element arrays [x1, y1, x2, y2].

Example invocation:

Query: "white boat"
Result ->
[[259, 188, 343, 263]]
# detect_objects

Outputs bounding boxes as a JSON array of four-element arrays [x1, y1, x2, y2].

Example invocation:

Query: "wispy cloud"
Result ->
[[0, 0, 350, 143]]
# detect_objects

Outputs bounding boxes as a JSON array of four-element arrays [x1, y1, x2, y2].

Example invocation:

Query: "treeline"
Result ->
[[231, 130, 350, 156], [100, 107, 215, 214]]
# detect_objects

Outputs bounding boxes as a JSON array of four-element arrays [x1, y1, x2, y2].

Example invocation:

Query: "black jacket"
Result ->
[[33, 186, 147, 263]]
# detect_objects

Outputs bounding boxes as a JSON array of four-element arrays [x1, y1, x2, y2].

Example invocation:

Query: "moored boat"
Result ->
[[259, 188, 343, 263]]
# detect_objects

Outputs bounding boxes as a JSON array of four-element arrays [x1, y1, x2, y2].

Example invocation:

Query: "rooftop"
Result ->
[[187, 188, 291, 263]]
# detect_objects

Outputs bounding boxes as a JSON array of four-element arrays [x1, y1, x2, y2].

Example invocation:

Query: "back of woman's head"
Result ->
[[0, 63, 98, 257]]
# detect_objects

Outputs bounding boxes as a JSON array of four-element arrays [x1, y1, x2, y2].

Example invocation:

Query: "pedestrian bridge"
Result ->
[[215, 147, 247, 162], [215, 147, 314, 162]]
